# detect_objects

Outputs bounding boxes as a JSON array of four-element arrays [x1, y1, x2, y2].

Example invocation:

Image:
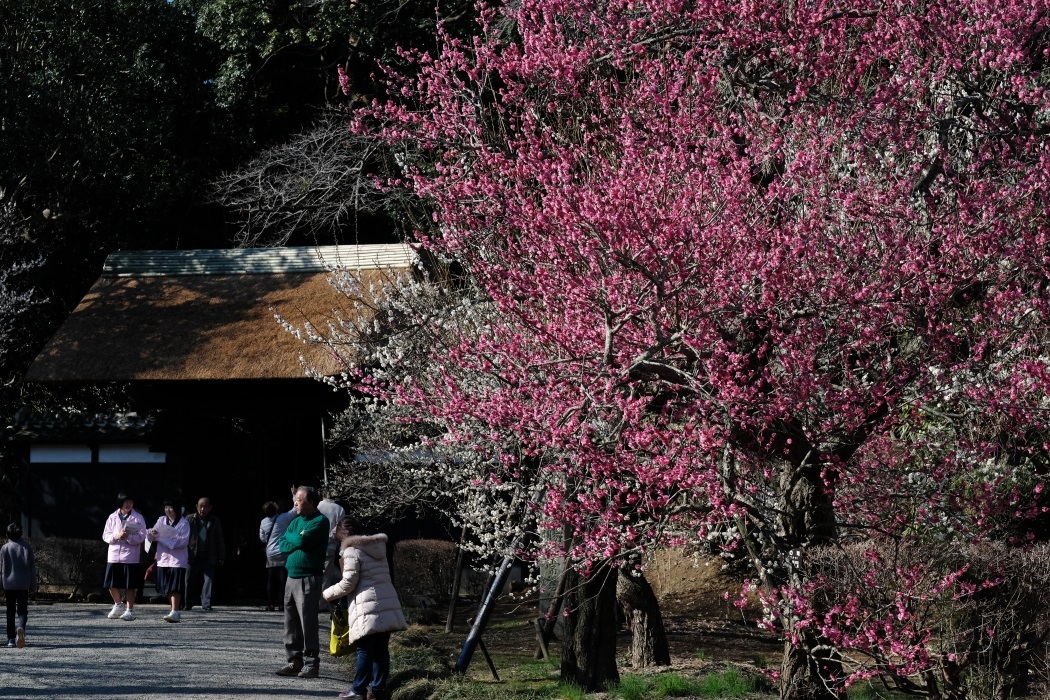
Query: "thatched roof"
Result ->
[[26, 244, 416, 382]]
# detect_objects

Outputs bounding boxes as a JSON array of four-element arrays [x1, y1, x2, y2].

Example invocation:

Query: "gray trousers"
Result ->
[[284, 574, 323, 669]]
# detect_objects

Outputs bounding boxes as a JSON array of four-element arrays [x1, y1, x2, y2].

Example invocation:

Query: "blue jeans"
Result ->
[[353, 632, 392, 695]]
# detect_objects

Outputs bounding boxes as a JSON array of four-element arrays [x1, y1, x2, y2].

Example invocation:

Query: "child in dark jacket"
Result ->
[[1, 522, 37, 648]]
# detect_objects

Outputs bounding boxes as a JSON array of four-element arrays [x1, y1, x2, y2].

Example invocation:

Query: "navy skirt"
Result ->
[[103, 563, 142, 590], [155, 567, 186, 597]]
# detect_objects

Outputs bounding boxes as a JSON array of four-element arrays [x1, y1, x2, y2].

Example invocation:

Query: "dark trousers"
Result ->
[[5, 590, 28, 640], [283, 574, 322, 670], [186, 559, 216, 608], [266, 566, 287, 609], [353, 632, 392, 695]]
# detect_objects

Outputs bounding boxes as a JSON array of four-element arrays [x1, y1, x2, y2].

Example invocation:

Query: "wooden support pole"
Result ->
[[445, 531, 467, 633], [534, 618, 550, 660], [455, 550, 516, 674], [534, 562, 568, 659], [478, 639, 501, 681]]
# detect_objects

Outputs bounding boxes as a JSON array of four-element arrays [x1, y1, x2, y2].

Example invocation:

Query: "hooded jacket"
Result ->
[[322, 533, 408, 644]]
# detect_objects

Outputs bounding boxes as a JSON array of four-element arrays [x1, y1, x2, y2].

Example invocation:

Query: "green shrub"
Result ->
[[555, 683, 586, 700], [654, 672, 702, 697], [31, 537, 107, 600], [695, 669, 756, 697], [393, 539, 458, 607], [615, 674, 649, 700]]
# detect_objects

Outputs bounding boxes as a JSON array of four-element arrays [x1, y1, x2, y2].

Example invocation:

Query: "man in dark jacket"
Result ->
[[185, 497, 225, 611], [275, 485, 329, 679]]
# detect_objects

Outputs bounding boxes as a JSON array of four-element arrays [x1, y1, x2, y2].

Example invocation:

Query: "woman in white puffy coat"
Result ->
[[322, 516, 407, 700]]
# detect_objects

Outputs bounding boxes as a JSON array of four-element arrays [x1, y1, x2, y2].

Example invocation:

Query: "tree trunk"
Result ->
[[776, 458, 843, 700], [560, 562, 620, 691], [779, 635, 843, 700], [617, 569, 671, 667]]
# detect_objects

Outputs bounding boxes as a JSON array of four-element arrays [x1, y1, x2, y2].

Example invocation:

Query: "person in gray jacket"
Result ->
[[260, 500, 296, 611], [322, 516, 407, 700], [316, 491, 346, 608], [1, 523, 36, 648]]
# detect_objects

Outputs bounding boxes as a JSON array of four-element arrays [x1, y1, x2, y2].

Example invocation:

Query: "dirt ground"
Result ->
[[441, 553, 1049, 699], [444, 552, 782, 682], [644, 550, 781, 669]]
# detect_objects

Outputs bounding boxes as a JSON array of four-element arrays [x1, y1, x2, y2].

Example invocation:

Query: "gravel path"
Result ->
[[0, 601, 348, 699]]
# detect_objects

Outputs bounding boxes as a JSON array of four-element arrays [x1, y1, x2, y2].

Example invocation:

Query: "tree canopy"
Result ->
[[0, 0, 367, 514], [321, 0, 1050, 696]]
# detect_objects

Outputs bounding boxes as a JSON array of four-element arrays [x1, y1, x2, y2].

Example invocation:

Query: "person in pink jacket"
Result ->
[[322, 516, 408, 700], [101, 491, 147, 621], [147, 498, 190, 623]]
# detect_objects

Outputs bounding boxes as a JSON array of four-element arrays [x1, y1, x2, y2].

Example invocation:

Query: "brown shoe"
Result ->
[[298, 665, 319, 679], [275, 662, 303, 676]]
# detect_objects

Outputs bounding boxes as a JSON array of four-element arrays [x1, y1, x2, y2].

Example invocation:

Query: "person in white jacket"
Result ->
[[322, 517, 407, 700]]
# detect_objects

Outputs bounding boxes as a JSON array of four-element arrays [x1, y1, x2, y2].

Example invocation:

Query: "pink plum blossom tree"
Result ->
[[321, 0, 1050, 696]]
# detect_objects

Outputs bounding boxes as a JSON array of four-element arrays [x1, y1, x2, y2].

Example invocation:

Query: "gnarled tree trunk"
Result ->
[[776, 458, 843, 700], [560, 561, 620, 691], [779, 631, 844, 700], [617, 568, 671, 667]]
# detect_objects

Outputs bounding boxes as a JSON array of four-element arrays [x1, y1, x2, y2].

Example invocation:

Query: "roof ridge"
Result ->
[[102, 244, 415, 277]]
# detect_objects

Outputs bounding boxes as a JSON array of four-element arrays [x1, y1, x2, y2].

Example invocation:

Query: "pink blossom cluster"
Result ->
[[345, 0, 1050, 690], [764, 541, 1050, 694]]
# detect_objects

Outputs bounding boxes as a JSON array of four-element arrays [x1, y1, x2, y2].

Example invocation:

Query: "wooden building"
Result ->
[[18, 244, 416, 601]]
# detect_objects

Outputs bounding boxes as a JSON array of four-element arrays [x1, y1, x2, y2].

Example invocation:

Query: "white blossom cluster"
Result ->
[[277, 262, 560, 569], [0, 197, 44, 368]]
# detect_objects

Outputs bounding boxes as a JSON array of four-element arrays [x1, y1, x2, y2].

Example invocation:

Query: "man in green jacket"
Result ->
[[275, 485, 330, 679]]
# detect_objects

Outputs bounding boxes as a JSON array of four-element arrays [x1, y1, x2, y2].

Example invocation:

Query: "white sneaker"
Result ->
[[120, 608, 136, 621], [163, 610, 181, 623], [107, 603, 126, 619]]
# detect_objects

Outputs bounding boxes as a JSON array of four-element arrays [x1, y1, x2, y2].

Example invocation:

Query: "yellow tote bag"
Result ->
[[330, 608, 351, 657]]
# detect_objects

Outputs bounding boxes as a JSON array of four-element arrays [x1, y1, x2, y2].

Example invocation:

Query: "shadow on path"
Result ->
[[0, 602, 346, 700]]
